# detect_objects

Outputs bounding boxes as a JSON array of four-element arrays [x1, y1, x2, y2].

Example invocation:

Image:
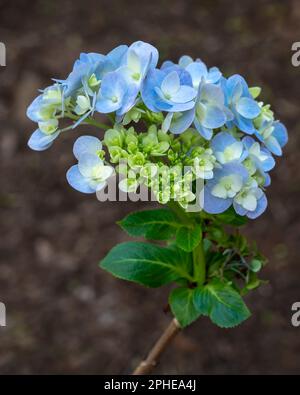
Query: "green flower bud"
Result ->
[[38, 119, 59, 135], [151, 141, 170, 156], [38, 106, 56, 121], [253, 104, 274, 129], [98, 150, 106, 160], [125, 133, 138, 147], [88, 73, 100, 90], [43, 85, 62, 106], [167, 149, 178, 162], [123, 107, 143, 126], [146, 110, 164, 124], [119, 178, 139, 193], [142, 133, 158, 153], [249, 86, 261, 99], [109, 146, 128, 163], [158, 130, 173, 143], [127, 141, 138, 154], [155, 189, 171, 204], [104, 129, 124, 148], [170, 139, 181, 152], [140, 163, 158, 180], [74, 95, 90, 115], [128, 152, 145, 169], [252, 172, 266, 186]]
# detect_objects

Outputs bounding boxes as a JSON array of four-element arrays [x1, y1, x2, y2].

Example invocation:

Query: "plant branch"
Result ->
[[132, 318, 181, 375], [193, 240, 206, 285]]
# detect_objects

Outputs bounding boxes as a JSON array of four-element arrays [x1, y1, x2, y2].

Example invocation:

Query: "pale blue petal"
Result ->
[[26, 95, 44, 122], [99, 71, 127, 100], [66, 165, 95, 194], [117, 84, 139, 116], [161, 71, 180, 96], [73, 136, 102, 160], [167, 101, 195, 112], [186, 62, 208, 87], [247, 194, 267, 219], [162, 112, 173, 133], [200, 83, 224, 107], [194, 117, 213, 140], [236, 97, 261, 119], [178, 55, 193, 68], [207, 67, 222, 83], [161, 60, 175, 70], [201, 105, 226, 129], [211, 132, 236, 153], [129, 41, 159, 71], [227, 74, 250, 99], [171, 85, 197, 103], [264, 136, 282, 156], [96, 97, 121, 113], [233, 201, 248, 216], [224, 107, 234, 122], [203, 187, 232, 214], [242, 136, 255, 150], [226, 75, 243, 101], [263, 172, 271, 187], [235, 113, 255, 134], [162, 65, 193, 86], [78, 52, 105, 65], [169, 109, 195, 134], [273, 122, 288, 148], [260, 148, 275, 172], [141, 68, 165, 112], [78, 153, 103, 178], [28, 129, 59, 151], [107, 45, 128, 69]]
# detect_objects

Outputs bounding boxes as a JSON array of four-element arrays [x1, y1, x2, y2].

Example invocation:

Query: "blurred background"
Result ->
[[0, 0, 299, 374]]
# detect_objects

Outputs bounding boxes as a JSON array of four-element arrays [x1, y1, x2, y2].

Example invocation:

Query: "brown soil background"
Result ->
[[0, 0, 300, 374]]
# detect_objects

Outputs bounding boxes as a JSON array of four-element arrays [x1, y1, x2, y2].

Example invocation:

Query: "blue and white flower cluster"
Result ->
[[26, 41, 288, 219]]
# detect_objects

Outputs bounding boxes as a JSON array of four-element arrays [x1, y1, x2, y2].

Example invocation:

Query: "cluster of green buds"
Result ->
[[103, 124, 217, 206]]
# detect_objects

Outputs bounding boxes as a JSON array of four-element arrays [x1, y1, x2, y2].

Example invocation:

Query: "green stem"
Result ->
[[65, 112, 110, 130], [168, 200, 206, 285], [84, 117, 111, 130], [193, 240, 206, 285]]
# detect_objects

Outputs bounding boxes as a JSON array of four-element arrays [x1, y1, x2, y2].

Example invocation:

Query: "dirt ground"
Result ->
[[0, 0, 300, 374]]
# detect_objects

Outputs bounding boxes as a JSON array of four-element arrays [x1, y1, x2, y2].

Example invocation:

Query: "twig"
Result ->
[[132, 318, 181, 375]]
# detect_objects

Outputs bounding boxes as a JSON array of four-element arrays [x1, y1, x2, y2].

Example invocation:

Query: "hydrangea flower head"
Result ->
[[26, 41, 288, 220]]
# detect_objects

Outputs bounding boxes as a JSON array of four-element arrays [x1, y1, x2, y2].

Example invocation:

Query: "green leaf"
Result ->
[[215, 207, 248, 226], [169, 287, 202, 327], [194, 279, 251, 328], [118, 209, 178, 240], [176, 224, 202, 252], [100, 242, 192, 288]]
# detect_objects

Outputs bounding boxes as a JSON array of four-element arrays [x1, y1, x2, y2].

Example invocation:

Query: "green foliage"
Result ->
[[100, 241, 193, 288], [100, 203, 266, 330], [194, 279, 251, 328], [214, 207, 248, 226], [169, 287, 201, 327], [118, 208, 178, 240], [175, 224, 202, 252]]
